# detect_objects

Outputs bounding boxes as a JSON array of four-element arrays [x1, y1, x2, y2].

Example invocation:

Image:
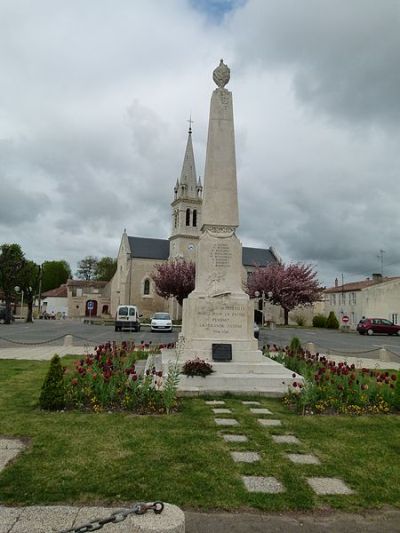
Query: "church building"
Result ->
[[109, 125, 279, 318]]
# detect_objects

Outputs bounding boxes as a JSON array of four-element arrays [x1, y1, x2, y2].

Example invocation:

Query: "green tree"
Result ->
[[0, 244, 26, 324], [17, 260, 41, 323], [326, 311, 339, 329], [95, 257, 117, 281], [41, 260, 71, 293], [76, 256, 98, 280]]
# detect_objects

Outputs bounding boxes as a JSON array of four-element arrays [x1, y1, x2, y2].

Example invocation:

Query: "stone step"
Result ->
[[210, 361, 299, 375], [177, 373, 297, 396]]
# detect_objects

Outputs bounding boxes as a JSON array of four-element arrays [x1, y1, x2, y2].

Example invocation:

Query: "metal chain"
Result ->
[[59, 502, 164, 533], [0, 334, 67, 346]]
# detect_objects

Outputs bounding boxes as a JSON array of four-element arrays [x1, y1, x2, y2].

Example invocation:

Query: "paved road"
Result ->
[[1, 320, 400, 361]]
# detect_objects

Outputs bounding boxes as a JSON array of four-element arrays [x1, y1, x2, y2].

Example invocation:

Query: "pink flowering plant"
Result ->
[[267, 340, 400, 415], [64, 341, 178, 413]]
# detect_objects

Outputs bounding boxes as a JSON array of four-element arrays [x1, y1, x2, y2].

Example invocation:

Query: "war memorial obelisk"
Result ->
[[165, 60, 300, 394]]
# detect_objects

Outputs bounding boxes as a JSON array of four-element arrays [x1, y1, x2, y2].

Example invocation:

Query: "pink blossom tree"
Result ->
[[151, 259, 195, 306], [247, 262, 323, 325]]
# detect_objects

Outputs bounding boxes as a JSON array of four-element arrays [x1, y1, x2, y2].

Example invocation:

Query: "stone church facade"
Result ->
[[108, 126, 279, 319]]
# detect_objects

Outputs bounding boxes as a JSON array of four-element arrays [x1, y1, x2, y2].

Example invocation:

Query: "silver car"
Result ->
[[150, 312, 173, 332]]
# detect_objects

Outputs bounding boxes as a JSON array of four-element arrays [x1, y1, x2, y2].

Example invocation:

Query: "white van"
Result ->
[[115, 305, 142, 332]]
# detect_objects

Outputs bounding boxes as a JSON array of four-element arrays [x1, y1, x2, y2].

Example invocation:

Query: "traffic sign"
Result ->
[[342, 315, 349, 323], [87, 301, 94, 310]]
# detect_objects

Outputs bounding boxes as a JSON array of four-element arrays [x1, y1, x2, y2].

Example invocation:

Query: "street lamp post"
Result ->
[[254, 290, 273, 327], [14, 286, 24, 319]]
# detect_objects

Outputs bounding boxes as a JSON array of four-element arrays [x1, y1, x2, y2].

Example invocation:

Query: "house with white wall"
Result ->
[[324, 274, 400, 328]]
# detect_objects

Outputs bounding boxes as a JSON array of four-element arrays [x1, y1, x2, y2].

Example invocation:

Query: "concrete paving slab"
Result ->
[[307, 477, 354, 495], [205, 400, 225, 405], [287, 453, 320, 465], [212, 408, 232, 414], [0, 438, 26, 470], [231, 451, 260, 463], [258, 419, 281, 427], [249, 408, 272, 415], [0, 438, 26, 450], [222, 434, 248, 442], [242, 476, 285, 493], [272, 435, 301, 444], [215, 418, 239, 426], [241, 401, 260, 405]]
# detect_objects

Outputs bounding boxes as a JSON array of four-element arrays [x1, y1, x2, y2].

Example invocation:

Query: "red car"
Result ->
[[357, 318, 400, 336]]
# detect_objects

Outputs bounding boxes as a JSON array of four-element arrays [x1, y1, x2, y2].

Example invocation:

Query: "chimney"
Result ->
[[372, 273, 383, 282], [334, 278, 338, 288]]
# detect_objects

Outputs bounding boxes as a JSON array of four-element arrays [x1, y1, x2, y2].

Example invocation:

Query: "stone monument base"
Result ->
[[158, 293, 303, 396], [159, 348, 303, 397]]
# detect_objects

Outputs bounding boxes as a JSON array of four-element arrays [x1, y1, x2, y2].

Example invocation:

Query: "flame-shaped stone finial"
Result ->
[[212, 59, 230, 88]]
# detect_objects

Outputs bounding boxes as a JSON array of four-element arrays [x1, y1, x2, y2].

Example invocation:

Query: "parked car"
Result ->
[[150, 312, 173, 332], [357, 318, 400, 336], [115, 305, 142, 332], [0, 306, 14, 324]]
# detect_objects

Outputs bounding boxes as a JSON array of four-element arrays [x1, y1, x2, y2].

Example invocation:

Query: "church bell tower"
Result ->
[[169, 123, 202, 261]]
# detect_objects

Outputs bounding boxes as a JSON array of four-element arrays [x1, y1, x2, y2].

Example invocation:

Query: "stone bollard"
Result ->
[[305, 342, 316, 354], [117, 503, 185, 532], [379, 347, 391, 363], [63, 335, 73, 347]]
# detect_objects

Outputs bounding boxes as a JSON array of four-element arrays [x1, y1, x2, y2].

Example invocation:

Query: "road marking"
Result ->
[[373, 344, 400, 349]]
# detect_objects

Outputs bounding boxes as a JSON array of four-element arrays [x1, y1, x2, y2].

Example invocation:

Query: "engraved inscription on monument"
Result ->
[[212, 242, 232, 268], [197, 301, 247, 337]]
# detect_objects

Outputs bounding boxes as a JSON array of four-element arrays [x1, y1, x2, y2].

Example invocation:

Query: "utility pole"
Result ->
[[377, 249, 385, 276], [37, 264, 43, 318]]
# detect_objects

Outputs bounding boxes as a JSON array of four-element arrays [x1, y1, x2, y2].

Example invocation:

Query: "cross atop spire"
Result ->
[[187, 115, 194, 134], [175, 122, 198, 199]]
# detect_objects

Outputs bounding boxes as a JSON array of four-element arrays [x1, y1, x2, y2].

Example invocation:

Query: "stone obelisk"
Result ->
[[180, 60, 260, 362]]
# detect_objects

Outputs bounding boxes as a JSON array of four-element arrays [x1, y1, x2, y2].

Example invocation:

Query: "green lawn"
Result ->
[[0, 357, 399, 511]]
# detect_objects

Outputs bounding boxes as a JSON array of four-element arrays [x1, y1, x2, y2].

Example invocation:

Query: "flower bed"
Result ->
[[62, 341, 179, 414], [267, 343, 400, 415]]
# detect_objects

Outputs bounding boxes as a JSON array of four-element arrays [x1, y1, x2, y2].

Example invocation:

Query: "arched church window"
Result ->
[[174, 210, 178, 228], [144, 279, 150, 295], [192, 209, 197, 227], [186, 208, 190, 226]]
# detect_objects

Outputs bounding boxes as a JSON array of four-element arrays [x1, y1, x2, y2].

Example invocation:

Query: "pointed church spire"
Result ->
[[177, 121, 198, 199]]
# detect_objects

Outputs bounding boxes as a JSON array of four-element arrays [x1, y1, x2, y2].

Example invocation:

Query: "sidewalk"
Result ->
[[0, 345, 95, 360]]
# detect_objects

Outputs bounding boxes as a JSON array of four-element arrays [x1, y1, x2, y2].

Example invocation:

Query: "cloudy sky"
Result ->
[[1, 0, 399, 287]]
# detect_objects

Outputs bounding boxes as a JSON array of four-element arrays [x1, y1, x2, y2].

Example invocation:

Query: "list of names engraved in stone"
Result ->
[[212, 242, 232, 268]]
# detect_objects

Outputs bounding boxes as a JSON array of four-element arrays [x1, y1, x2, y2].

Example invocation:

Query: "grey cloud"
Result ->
[[230, 0, 400, 127]]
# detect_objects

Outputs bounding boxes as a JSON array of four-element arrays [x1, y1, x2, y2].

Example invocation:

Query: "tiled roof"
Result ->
[[128, 236, 170, 260], [242, 247, 276, 267], [325, 277, 400, 293], [42, 284, 68, 298], [66, 279, 108, 288], [127, 235, 277, 267]]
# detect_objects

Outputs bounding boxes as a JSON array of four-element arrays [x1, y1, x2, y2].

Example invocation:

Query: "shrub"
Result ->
[[39, 354, 66, 410], [313, 314, 327, 328], [289, 336, 302, 355], [326, 311, 339, 329], [182, 357, 213, 378], [292, 314, 306, 326]]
